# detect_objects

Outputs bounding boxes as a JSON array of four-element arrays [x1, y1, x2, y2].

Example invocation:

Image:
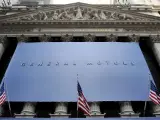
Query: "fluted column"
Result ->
[[15, 102, 36, 118], [86, 102, 104, 117], [50, 102, 70, 118], [128, 34, 140, 42], [151, 103, 160, 117], [105, 34, 118, 42], [0, 36, 8, 60], [84, 34, 95, 42], [61, 34, 73, 42], [150, 35, 160, 67], [119, 102, 139, 117], [17, 35, 29, 43], [39, 34, 51, 42]]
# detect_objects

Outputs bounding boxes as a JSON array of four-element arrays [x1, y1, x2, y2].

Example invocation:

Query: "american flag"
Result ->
[[77, 81, 91, 116], [149, 80, 160, 105], [0, 82, 6, 105]]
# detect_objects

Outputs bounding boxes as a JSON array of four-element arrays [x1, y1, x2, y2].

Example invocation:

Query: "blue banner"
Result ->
[[3, 42, 151, 102]]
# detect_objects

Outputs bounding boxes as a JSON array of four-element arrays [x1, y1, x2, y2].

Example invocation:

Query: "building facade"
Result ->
[[0, 1, 160, 119]]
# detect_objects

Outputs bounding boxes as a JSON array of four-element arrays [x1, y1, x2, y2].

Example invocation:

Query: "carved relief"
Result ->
[[149, 35, 160, 43], [17, 35, 29, 42], [39, 34, 51, 42], [128, 34, 140, 42], [84, 34, 95, 42], [61, 34, 73, 42], [8, 6, 148, 21], [0, 35, 7, 46], [105, 34, 118, 42]]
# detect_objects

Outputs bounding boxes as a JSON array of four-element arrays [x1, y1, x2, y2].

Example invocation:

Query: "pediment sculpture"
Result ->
[[9, 7, 148, 21]]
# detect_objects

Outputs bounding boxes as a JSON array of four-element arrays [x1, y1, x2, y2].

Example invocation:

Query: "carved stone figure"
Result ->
[[57, 10, 65, 20], [99, 11, 107, 20], [83, 9, 91, 20], [12, 6, 146, 21], [64, 10, 73, 20], [91, 10, 100, 20], [51, 11, 58, 20], [75, 7, 83, 19]]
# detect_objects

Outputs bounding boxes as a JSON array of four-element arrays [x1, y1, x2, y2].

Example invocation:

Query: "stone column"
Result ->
[[39, 34, 51, 42], [150, 35, 160, 67], [17, 35, 29, 43], [61, 34, 73, 42], [151, 103, 160, 117], [128, 34, 140, 42], [0, 36, 8, 60], [84, 34, 95, 42], [119, 102, 139, 117], [105, 34, 118, 42], [49, 102, 70, 118], [15, 102, 36, 118], [86, 102, 105, 117]]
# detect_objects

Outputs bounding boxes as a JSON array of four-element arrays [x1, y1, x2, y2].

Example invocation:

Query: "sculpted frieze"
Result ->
[[9, 7, 147, 21]]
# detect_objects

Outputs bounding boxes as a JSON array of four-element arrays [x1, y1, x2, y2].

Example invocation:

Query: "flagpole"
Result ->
[[143, 73, 151, 116], [143, 101, 147, 116], [4, 77, 12, 116], [77, 74, 78, 118]]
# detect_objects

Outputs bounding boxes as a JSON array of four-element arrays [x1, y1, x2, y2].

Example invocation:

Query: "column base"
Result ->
[[14, 113, 36, 118], [49, 114, 71, 118], [153, 113, 160, 117], [119, 113, 140, 118], [86, 113, 105, 118]]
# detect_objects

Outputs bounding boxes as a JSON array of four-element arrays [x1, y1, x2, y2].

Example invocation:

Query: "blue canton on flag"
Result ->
[[149, 80, 160, 105], [0, 82, 6, 105]]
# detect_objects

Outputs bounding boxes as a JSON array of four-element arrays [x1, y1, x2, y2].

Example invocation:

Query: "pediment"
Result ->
[[1, 2, 160, 22]]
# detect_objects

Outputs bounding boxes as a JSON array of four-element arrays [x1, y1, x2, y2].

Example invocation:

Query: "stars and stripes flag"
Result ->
[[0, 82, 6, 105], [77, 81, 91, 116], [149, 80, 160, 105]]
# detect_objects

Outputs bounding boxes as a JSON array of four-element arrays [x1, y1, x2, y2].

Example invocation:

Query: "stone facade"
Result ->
[[0, 2, 160, 118]]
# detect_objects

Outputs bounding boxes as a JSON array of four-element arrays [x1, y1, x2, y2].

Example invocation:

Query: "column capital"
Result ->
[[128, 34, 140, 42], [105, 34, 118, 42], [149, 35, 160, 43], [151, 102, 160, 117], [17, 35, 29, 43], [0, 35, 7, 46], [87, 102, 105, 118], [21, 102, 37, 114], [61, 34, 73, 42], [39, 34, 51, 42], [15, 102, 36, 118], [84, 34, 95, 42], [50, 102, 70, 118], [119, 101, 140, 117]]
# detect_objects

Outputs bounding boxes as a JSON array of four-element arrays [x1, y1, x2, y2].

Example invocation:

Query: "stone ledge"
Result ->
[[49, 114, 71, 118], [14, 113, 36, 118], [119, 113, 140, 118]]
